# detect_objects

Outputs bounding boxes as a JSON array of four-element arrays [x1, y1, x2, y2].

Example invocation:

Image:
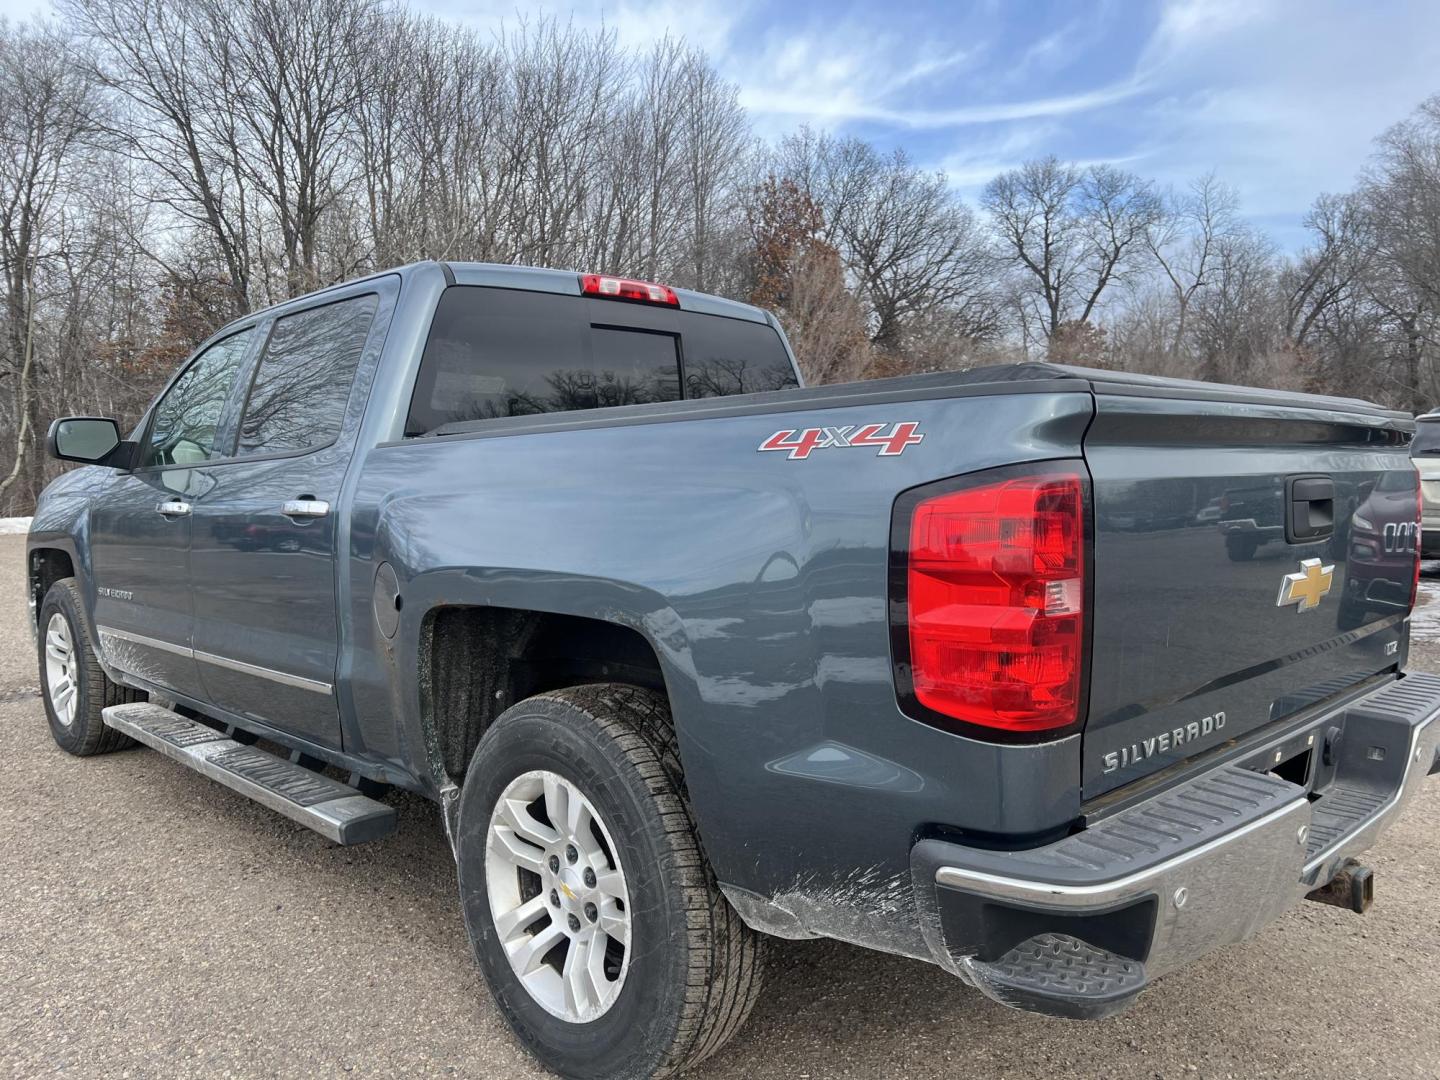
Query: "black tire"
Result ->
[[37, 578, 141, 756], [457, 684, 765, 1080], [1225, 534, 1259, 562]]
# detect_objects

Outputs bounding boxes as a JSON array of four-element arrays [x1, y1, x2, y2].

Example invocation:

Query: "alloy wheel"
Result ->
[[44, 613, 79, 728], [485, 769, 632, 1023]]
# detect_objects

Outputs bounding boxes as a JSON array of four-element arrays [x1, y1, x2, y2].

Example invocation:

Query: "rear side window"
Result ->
[[683, 317, 801, 399], [237, 294, 378, 456], [406, 286, 797, 435]]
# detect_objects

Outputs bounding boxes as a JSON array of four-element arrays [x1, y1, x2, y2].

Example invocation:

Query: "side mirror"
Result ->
[[47, 417, 129, 467]]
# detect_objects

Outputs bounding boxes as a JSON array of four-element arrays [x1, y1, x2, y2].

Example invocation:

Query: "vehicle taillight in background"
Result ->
[[891, 464, 1089, 740], [1412, 463, 1423, 610], [580, 273, 679, 306]]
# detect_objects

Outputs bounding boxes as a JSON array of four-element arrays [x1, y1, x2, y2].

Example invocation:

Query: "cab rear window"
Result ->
[[404, 286, 797, 435]]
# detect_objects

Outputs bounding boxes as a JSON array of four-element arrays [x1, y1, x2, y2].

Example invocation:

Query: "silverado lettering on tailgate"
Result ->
[[1102, 711, 1227, 773]]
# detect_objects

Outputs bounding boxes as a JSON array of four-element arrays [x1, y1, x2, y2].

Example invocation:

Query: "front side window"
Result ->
[[237, 294, 378, 456], [142, 329, 253, 468]]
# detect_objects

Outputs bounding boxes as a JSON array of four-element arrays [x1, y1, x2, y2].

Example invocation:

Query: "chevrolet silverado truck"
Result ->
[[28, 261, 1440, 1079]]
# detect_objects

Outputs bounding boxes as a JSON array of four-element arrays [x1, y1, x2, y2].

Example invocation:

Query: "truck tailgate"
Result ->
[[1082, 385, 1417, 797]]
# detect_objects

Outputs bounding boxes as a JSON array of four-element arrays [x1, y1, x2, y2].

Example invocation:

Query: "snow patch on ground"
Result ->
[[1410, 567, 1440, 643], [0, 517, 32, 535]]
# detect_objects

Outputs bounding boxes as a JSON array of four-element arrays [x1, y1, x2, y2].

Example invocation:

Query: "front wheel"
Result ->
[[37, 578, 140, 755], [457, 684, 765, 1080]]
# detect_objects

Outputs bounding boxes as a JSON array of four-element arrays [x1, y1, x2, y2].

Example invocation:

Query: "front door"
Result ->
[[89, 468, 201, 697], [89, 328, 256, 699], [188, 291, 382, 750]]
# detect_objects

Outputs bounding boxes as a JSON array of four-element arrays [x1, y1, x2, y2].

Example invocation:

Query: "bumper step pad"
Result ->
[[962, 934, 1147, 1020], [1306, 784, 1387, 858], [102, 702, 396, 845]]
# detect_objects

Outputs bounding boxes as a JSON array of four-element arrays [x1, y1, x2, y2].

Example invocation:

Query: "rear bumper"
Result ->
[[912, 672, 1440, 1019]]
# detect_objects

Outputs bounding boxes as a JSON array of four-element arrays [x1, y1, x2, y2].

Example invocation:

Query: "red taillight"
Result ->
[[580, 273, 679, 306], [1412, 463, 1423, 609], [901, 469, 1086, 735]]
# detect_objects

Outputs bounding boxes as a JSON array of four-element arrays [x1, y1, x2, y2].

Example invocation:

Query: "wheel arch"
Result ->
[[27, 545, 78, 636], [416, 598, 692, 791]]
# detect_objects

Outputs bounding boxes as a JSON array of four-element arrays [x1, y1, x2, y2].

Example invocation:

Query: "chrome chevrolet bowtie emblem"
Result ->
[[1276, 557, 1334, 612]]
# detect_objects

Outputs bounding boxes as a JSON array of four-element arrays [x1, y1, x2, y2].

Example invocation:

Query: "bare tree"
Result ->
[[67, 0, 257, 314], [0, 20, 100, 503], [983, 156, 1161, 344], [1282, 193, 1371, 347], [1190, 227, 1282, 385], [1144, 173, 1240, 358], [223, 0, 379, 295], [777, 130, 1002, 349], [1358, 95, 1440, 410]]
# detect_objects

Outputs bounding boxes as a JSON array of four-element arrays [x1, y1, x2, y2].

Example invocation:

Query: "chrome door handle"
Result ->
[[281, 499, 330, 519], [156, 501, 191, 517]]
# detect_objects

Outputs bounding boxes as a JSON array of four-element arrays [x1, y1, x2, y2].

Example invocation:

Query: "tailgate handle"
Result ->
[[1286, 475, 1334, 543]]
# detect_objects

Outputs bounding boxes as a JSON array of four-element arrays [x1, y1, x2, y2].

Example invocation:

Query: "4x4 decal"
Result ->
[[757, 421, 924, 460]]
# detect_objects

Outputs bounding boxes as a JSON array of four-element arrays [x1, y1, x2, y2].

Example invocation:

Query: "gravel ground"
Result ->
[[2, 531, 1438, 1080]]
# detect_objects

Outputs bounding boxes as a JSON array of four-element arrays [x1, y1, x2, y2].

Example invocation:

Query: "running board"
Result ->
[[101, 702, 396, 845]]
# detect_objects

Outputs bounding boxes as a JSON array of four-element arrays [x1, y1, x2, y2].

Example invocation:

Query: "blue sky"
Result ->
[[420, 0, 1440, 249], [7, 0, 1440, 250]]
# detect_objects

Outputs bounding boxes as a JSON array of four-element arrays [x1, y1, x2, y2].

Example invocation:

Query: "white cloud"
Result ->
[[1129, 1, 1440, 236], [738, 77, 1147, 129], [721, 10, 1145, 134], [1144, 0, 1275, 58], [928, 123, 1064, 190], [418, 1, 1141, 137]]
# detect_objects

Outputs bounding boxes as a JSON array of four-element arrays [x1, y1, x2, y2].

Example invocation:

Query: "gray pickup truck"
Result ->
[[28, 262, 1440, 1079]]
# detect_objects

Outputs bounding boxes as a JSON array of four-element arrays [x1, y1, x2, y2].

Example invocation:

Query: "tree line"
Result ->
[[3, 0, 1439, 513]]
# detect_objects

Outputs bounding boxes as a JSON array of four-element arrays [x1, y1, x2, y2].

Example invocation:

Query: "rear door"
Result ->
[[188, 286, 389, 750], [1082, 389, 1416, 797], [89, 328, 257, 699]]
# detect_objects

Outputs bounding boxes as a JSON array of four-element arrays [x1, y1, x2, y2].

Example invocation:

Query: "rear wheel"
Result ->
[[37, 578, 140, 755], [457, 684, 764, 1079]]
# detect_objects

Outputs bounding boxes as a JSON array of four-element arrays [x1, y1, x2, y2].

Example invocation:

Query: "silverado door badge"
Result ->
[[1276, 557, 1334, 612], [758, 421, 923, 460]]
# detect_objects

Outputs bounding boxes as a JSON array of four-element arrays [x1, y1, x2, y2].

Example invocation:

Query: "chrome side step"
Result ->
[[101, 702, 396, 845]]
